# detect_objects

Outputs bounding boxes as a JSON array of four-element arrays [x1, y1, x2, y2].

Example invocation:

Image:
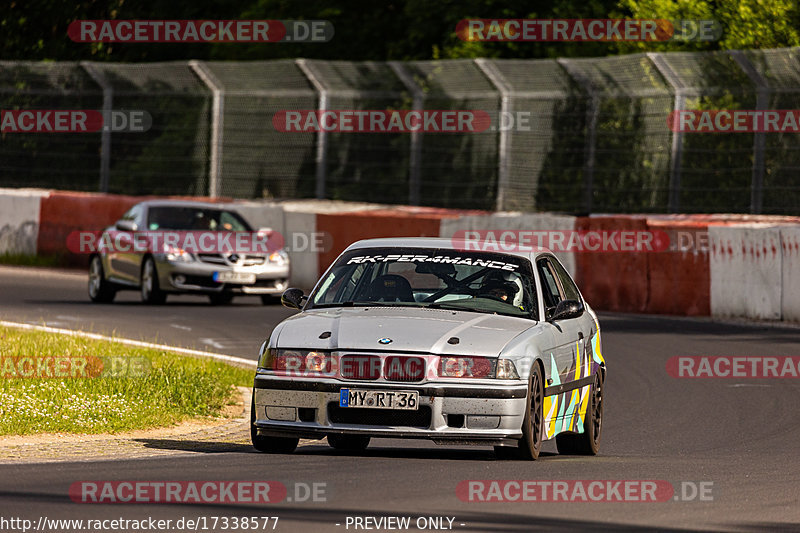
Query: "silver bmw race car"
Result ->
[[251, 238, 605, 460]]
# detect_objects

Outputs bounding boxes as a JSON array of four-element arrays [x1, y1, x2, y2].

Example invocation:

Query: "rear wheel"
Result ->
[[495, 363, 544, 460], [250, 396, 299, 454], [556, 372, 603, 455], [327, 434, 370, 452], [140, 257, 166, 304], [88, 256, 116, 303]]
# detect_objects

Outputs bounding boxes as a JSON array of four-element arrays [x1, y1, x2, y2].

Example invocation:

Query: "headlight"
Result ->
[[439, 356, 494, 378], [268, 250, 289, 265], [163, 244, 193, 262], [495, 359, 520, 380], [260, 348, 335, 376]]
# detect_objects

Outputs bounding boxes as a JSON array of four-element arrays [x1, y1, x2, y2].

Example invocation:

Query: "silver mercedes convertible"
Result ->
[[251, 238, 605, 460]]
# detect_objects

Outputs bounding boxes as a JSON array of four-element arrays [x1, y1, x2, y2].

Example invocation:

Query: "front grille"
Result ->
[[328, 404, 432, 428], [242, 255, 266, 266], [340, 355, 381, 380], [197, 253, 227, 265], [384, 356, 427, 382]]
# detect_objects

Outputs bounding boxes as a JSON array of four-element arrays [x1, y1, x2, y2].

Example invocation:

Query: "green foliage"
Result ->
[[618, 0, 800, 53], [4, 0, 800, 61]]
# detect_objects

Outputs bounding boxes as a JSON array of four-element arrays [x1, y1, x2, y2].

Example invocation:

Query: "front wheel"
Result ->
[[556, 372, 603, 455], [140, 257, 166, 304], [496, 363, 544, 460], [250, 396, 298, 454], [88, 256, 116, 303]]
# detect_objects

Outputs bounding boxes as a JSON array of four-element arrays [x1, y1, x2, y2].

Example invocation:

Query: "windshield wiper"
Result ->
[[309, 301, 354, 308], [310, 301, 411, 309], [426, 301, 535, 320], [425, 302, 489, 314]]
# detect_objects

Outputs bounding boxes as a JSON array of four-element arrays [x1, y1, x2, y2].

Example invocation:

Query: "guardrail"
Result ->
[[3, 187, 799, 322]]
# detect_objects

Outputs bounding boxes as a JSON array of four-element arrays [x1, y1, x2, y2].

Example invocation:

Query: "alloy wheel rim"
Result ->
[[592, 376, 603, 443], [531, 372, 542, 448], [89, 258, 101, 296], [142, 261, 153, 297]]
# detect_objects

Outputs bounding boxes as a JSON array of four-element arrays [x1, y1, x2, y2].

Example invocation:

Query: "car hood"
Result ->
[[274, 306, 536, 356]]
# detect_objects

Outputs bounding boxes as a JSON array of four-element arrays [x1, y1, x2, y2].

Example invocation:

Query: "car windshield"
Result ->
[[146, 206, 252, 231], [309, 247, 538, 320]]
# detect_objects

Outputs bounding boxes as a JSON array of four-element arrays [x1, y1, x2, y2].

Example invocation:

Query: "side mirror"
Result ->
[[115, 219, 137, 232], [550, 299, 584, 321], [281, 288, 306, 310]]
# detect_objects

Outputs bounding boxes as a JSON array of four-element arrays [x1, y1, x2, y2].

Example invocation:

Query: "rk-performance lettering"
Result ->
[[346, 255, 519, 271]]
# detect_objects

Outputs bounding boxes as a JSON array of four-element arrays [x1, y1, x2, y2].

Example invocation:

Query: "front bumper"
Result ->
[[156, 258, 289, 295], [252, 374, 528, 444]]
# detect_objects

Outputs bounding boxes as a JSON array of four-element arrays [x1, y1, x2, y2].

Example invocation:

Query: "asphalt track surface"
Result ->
[[2, 265, 800, 531]]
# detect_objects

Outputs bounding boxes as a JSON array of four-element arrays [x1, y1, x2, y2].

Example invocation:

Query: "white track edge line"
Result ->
[[0, 320, 256, 369]]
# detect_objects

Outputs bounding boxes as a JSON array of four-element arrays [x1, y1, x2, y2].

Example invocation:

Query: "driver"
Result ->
[[478, 280, 518, 302]]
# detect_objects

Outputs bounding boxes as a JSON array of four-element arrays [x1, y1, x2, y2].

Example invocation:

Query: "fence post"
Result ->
[[296, 59, 329, 200], [475, 59, 512, 212], [189, 61, 224, 198], [729, 50, 768, 214], [647, 53, 686, 214], [557, 59, 598, 213], [389, 62, 423, 206], [80, 62, 112, 193]]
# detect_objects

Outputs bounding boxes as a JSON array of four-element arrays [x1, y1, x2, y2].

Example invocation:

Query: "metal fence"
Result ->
[[2, 48, 800, 214]]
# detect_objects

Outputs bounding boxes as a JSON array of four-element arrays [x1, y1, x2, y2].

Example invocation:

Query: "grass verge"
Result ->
[[0, 326, 254, 435], [0, 253, 65, 268]]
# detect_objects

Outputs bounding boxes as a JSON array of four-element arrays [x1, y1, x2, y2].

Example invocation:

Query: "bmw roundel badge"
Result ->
[[378, 338, 393, 344]]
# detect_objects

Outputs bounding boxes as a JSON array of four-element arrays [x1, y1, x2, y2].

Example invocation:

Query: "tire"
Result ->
[[260, 295, 281, 305], [140, 257, 166, 304], [496, 362, 545, 460], [88, 255, 116, 303], [556, 372, 603, 456], [327, 434, 370, 452], [250, 395, 299, 454], [208, 292, 234, 305]]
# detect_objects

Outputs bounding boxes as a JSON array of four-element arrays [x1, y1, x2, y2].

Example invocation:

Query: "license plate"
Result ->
[[339, 389, 418, 410], [213, 271, 256, 284]]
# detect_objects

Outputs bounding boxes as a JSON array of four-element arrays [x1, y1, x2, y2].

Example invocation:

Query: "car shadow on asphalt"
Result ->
[[298, 444, 558, 460], [132, 438, 561, 461], [133, 438, 255, 454]]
